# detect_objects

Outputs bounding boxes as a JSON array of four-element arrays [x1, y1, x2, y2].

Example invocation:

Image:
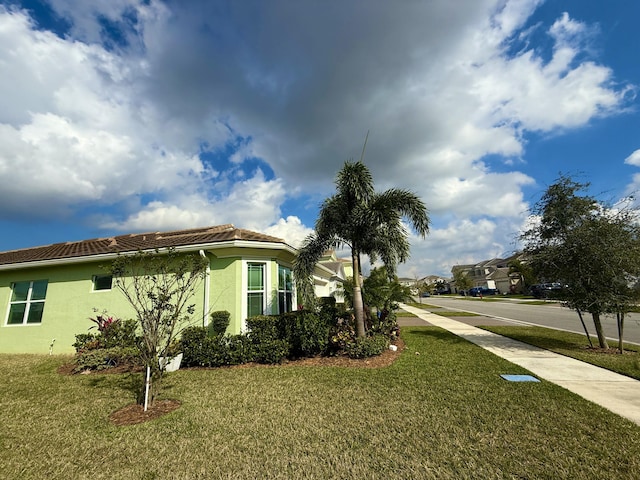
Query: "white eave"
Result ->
[[0, 240, 298, 272]]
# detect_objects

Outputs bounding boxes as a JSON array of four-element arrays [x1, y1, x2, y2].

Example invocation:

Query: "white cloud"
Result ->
[[263, 216, 314, 248], [625, 149, 640, 167], [0, 1, 633, 277]]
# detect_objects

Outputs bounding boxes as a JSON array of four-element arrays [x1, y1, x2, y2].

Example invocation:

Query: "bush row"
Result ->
[[180, 307, 397, 367]]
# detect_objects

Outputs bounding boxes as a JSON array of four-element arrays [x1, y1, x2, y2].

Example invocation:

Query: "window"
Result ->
[[7, 280, 48, 325], [93, 275, 113, 291], [247, 262, 265, 317], [278, 265, 294, 313]]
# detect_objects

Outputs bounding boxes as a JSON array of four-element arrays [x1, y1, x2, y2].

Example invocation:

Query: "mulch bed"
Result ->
[[109, 399, 182, 426], [62, 338, 406, 426]]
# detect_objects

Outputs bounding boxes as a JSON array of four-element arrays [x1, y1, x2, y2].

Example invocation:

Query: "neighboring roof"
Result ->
[[0, 224, 290, 268], [317, 260, 346, 281]]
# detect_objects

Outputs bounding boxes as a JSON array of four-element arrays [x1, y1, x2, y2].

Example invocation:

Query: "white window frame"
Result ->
[[241, 259, 272, 332], [277, 264, 296, 313], [5, 280, 48, 326], [92, 274, 113, 292]]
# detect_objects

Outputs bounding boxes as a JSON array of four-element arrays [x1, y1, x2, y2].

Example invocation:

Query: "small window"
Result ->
[[93, 275, 113, 291], [7, 280, 48, 325]]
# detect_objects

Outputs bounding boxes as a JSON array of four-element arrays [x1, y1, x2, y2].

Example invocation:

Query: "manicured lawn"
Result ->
[[403, 302, 479, 316], [2, 327, 640, 479], [482, 325, 640, 380], [405, 302, 443, 309], [432, 311, 481, 317]]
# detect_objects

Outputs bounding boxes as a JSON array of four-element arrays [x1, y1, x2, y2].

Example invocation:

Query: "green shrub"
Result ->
[[208, 310, 231, 336], [73, 347, 140, 372], [73, 318, 139, 352], [225, 334, 254, 365], [101, 319, 139, 348], [180, 327, 254, 367], [278, 311, 330, 358], [369, 310, 400, 339], [73, 333, 100, 353], [327, 313, 356, 354], [251, 338, 290, 364], [180, 326, 210, 367], [345, 334, 390, 359], [247, 315, 290, 364]]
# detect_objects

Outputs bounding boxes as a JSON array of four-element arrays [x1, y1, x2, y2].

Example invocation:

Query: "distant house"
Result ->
[[420, 275, 451, 294], [451, 255, 522, 294], [316, 251, 348, 302], [0, 225, 337, 354]]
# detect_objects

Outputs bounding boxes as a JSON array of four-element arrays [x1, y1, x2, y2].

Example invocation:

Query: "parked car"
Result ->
[[468, 287, 498, 297], [421, 292, 431, 297], [529, 283, 563, 299]]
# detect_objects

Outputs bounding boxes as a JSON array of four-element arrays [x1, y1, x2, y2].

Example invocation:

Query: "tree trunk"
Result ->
[[591, 312, 609, 349], [576, 309, 593, 348], [352, 251, 366, 338], [617, 312, 625, 354]]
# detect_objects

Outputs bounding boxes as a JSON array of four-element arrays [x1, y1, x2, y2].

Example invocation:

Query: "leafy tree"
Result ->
[[415, 278, 430, 302], [452, 268, 472, 295], [507, 258, 536, 294], [110, 249, 208, 407], [363, 266, 413, 320], [294, 160, 429, 338], [522, 175, 640, 350]]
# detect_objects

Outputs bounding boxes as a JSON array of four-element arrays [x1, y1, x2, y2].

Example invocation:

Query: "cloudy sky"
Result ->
[[1, 0, 639, 277]]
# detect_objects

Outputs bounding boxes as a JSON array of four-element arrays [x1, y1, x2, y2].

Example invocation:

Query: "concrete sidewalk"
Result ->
[[400, 303, 640, 426]]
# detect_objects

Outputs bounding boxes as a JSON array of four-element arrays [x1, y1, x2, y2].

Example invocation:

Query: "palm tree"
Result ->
[[294, 160, 429, 338]]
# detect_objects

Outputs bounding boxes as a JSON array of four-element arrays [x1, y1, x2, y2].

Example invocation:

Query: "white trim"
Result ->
[[91, 274, 113, 293], [5, 280, 48, 326], [241, 258, 272, 332], [199, 250, 211, 326]]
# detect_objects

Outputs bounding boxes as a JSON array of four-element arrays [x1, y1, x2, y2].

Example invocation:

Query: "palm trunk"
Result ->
[[352, 251, 366, 338], [617, 312, 625, 354], [591, 312, 609, 349]]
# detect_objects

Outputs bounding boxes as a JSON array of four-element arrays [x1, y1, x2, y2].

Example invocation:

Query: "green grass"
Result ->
[[481, 326, 640, 380], [433, 311, 481, 317], [405, 302, 443, 309], [2, 328, 640, 479]]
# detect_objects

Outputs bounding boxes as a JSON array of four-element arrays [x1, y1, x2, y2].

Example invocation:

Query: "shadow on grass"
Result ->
[[85, 372, 145, 403], [481, 327, 592, 352]]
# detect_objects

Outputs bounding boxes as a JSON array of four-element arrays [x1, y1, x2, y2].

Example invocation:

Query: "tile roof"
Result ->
[[0, 224, 288, 267]]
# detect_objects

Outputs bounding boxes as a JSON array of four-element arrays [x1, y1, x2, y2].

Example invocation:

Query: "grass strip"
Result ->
[[433, 311, 481, 317], [405, 302, 443, 309], [481, 325, 640, 380], [1, 329, 640, 479]]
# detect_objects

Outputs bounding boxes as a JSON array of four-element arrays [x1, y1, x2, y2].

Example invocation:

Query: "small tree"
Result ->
[[522, 175, 640, 350], [110, 248, 207, 406], [363, 267, 413, 320], [507, 258, 535, 294], [452, 268, 472, 295]]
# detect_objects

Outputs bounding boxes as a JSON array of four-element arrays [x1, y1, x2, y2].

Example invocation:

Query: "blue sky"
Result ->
[[1, 0, 639, 277]]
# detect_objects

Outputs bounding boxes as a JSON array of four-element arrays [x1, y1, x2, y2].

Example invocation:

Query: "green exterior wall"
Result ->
[[0, 245, 297, 354]]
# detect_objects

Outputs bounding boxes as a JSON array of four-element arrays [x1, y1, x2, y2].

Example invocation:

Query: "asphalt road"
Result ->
[[416, 296, 640, 345]]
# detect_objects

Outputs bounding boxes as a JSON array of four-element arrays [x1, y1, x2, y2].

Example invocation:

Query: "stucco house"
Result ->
[[0, 224, 324, 354], [451, 255, 522, 294]]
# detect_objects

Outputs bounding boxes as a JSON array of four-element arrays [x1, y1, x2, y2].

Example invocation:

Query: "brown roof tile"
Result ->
[[0, 224, 287, 267]]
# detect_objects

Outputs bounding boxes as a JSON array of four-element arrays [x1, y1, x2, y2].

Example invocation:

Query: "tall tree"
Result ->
[[294, 160, 429, 337], [522, 175, 640, 350]]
